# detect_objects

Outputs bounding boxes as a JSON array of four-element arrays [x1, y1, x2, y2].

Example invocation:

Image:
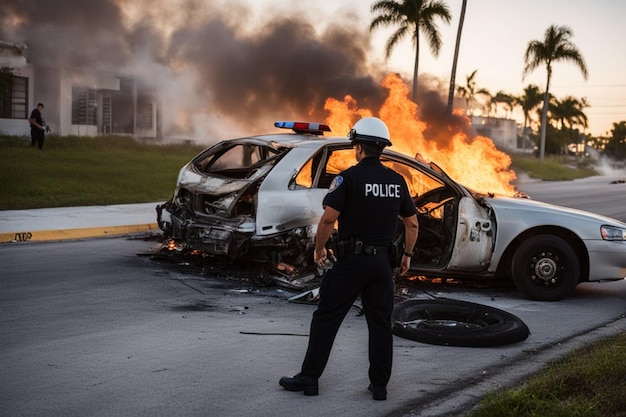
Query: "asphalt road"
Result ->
[[516, 175, 626, 222], [1, 176, 625, 417]]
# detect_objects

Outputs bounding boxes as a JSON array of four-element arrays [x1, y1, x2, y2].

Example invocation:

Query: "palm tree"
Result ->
[[549, 95, 589, 155], [456, 69, 489, 116], [523, 25, 588, 163], [515, 84, 543, 151], [370, 0, 452, 103], [490, 91, 515, 117], [550, 96, 588, 130], [606, 121, 626, 160], [446, 0, 467, 114]]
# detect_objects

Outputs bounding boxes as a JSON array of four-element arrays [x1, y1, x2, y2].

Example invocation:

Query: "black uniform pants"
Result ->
[[31, 129, 44, 149], [300, 249, 394, 387]]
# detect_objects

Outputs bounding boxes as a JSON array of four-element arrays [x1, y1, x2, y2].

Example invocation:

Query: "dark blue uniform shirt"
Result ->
[[323, 156, 417, 244], [30, 108, 43, 130]]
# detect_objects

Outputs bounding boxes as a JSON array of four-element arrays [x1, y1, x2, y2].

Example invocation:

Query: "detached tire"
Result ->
[[392, 299, 530, 347]]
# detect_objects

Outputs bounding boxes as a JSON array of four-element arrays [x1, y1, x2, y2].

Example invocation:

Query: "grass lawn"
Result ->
[[510, 154, 599, 181], [469, 332, 626, 417], [0, 135, 204, 210]]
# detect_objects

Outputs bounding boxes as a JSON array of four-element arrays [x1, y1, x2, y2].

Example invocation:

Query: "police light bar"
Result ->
[[274, 121, 331, 135]]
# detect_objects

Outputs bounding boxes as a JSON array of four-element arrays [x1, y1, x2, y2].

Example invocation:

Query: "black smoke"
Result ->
[[417, 76, 479, 145], [2, 0, 132, 68], [1, 0, 390, 138], [1, 0, 478, 145], [167, 16, 386, 126]]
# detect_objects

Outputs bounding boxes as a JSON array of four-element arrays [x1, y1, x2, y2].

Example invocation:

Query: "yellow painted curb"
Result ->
[[0, 223, 160, 243]]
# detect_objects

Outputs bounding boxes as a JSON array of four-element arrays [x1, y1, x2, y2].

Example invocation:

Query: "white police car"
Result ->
[[156, 121, 626, 301]]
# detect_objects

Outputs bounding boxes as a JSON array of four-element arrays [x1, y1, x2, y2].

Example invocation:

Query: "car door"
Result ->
[[446, 195, 493, 271], [381, 156, 493, 272], [255, 145, 353, 236]]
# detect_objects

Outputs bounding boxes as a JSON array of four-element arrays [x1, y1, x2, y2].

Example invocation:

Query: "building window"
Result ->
[[102, 95, 112, 134], [72, 87, 97, 125], [137, 101, 153, 130], [0, 72, 28, 119]]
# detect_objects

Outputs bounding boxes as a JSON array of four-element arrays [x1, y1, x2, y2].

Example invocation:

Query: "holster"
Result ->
[[330, 236, 350, 260], [331, 236, 393, 261]]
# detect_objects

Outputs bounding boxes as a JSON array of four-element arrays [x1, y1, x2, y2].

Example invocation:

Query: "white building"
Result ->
[[0, 40, 159, 139], [470, 115, 519, 150]]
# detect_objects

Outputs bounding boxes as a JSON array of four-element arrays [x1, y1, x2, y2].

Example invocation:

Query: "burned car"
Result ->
[[157, 121, 626, 301]]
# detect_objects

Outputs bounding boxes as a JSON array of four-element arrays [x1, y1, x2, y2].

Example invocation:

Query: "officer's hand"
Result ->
[[399, 256, 411, 275], [314, 247, 327, 267]]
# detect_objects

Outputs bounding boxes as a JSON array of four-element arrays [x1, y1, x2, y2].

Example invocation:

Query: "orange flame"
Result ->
[[324, 73, 516, 196]]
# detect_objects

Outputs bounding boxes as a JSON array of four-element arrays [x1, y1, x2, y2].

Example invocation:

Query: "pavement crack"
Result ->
[[172, 278, 205, 295]]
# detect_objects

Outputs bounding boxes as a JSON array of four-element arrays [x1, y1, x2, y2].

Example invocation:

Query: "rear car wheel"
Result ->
[[392, 299, 530, 347], [511, 235, 579, 301]]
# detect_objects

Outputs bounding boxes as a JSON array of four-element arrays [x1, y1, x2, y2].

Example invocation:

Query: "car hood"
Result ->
[[486, 196, 626, 228]]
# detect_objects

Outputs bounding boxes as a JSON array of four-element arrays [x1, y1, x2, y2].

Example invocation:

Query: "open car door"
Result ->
[[446, 196, 493, 271], [381, 155, 492, 273]]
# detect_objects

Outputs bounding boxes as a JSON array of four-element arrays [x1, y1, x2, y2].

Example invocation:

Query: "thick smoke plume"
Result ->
[[1, 0, 474, 143]]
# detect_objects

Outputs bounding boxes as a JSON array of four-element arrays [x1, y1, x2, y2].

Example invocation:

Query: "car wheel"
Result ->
[[511, 235, 579, 301], [392, 299, 530, 347]]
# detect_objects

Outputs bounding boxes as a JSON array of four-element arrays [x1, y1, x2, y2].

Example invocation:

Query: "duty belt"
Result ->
[[333, 238, 390, 258]]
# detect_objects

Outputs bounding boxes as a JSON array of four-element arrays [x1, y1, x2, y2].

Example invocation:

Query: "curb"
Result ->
[[0, 223, 160, 243]]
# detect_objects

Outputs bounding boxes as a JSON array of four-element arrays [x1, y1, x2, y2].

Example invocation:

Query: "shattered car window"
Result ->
[[294, 157, 316, 188], [195, 143, 283, 178]]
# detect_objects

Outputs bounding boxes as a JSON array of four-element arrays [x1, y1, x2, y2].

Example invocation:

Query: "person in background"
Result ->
[[279, 117, 419, 401], [29, 102, 48, 149]]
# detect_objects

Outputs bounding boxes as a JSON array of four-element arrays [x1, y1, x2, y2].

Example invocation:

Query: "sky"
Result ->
[[2, 0, 624, 139], [247, 0, 626, 136]]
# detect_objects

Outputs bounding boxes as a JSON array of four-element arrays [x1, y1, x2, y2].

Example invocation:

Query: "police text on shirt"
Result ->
[[364, 183, 400, 198]]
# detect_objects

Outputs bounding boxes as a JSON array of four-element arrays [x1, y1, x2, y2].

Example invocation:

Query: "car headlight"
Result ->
[[600, 225, 626, 241]]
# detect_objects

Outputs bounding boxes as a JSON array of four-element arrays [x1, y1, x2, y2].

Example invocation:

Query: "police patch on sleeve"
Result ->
[[327, 175, 343, 193]]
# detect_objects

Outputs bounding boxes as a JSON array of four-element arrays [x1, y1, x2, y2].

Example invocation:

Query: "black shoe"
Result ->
[[368, 384, 387, 401], [279, 373, 319, 396]]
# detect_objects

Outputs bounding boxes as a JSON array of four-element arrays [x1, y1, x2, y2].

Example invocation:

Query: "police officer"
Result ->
[[279, 117, 419, 400], [29, 102, 47, 149]]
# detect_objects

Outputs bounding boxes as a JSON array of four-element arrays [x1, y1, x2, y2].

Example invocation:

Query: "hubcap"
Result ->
[[530, 251, 560, 286]]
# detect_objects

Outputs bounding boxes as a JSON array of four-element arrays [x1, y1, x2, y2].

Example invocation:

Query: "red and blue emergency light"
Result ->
[[274, 121, 331, 135]]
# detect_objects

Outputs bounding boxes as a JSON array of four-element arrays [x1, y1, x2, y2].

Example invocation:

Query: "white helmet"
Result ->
[[348, 117, 392, 147]]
